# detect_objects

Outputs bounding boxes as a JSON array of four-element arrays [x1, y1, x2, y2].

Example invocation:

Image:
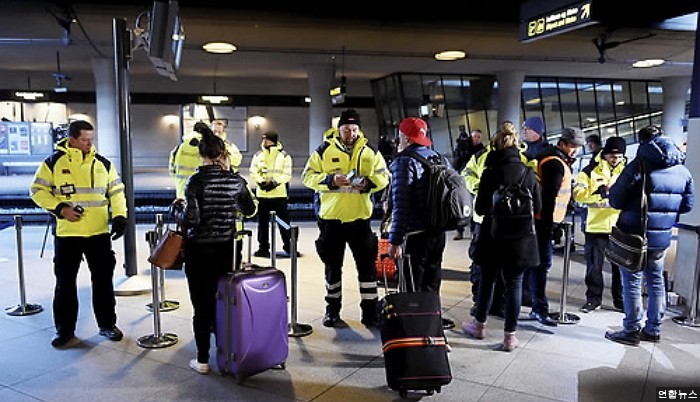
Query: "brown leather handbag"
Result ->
[[148, 225, 185, 270]]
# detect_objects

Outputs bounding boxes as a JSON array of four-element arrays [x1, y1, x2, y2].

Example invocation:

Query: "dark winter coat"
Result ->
[[609, 136, 694, 250], [180, 165, 257, 243], [473, 147, 542, 269]]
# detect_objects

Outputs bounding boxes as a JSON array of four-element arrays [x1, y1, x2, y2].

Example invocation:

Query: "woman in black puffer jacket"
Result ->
[[462, 121, 541, 352], [173, 126, 256, 374]]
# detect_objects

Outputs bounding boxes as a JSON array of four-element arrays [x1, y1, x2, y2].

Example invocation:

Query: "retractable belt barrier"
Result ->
[[270, 211, 313, 337], [137, 213, 178, 349], [672, 223, 700, 327], [5, 215, 44, 316]]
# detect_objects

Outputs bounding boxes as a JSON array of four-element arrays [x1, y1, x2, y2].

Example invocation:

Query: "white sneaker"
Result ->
[[189, 359, 210, 374]]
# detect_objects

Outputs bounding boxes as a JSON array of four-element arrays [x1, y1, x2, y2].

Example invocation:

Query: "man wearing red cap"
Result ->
[[302, 109, 390, 328], [386, 117, 454, 329]]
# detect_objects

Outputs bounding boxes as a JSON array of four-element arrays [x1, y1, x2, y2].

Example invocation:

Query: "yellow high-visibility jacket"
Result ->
[[30, 138, 127, 237], [169, 132, 242, 199], [573, 153, 625, 233], [302, 128, 389, 222], [249, 141, 292, 199]]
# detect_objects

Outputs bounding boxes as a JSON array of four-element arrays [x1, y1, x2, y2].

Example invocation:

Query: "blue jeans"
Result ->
[[620, 249, 666, 336], [474, 265, 525, 333]]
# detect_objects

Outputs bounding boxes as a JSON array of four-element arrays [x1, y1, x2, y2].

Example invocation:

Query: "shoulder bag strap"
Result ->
[[640, 160, 648, 238]]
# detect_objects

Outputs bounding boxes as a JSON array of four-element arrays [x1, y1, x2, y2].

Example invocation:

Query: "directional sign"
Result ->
[[520, 1, 598, 43]]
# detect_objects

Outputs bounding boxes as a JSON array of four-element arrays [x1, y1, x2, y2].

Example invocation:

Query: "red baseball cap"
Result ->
[[399, 117, 431, 146]]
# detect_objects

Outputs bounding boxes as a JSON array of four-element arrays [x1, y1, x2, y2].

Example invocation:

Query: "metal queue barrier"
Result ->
[[270, 211, 313, 337], [672, 223, 700, 327], [549, 222, 580, 324], [145, 214, 180, 312], [137, 214, 178, 349], [5, 215, 43, 316]]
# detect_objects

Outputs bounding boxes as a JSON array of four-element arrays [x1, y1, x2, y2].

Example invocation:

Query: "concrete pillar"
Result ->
[[91, 57, 120, 168], [661, 76, 691, 147], [496, 71, 525, 127], [306, 64, 334, 155]]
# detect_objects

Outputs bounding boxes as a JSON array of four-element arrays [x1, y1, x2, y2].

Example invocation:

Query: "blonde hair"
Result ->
[[490, 121, 519, 151]]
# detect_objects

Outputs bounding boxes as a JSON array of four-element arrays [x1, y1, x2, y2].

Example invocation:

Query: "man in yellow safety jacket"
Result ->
[[169, 120, 242, 199], [302, 109, 390, 328], [573, 136, 626, 313], [249, 131, 294, 257], [30, 120, 128, 348]]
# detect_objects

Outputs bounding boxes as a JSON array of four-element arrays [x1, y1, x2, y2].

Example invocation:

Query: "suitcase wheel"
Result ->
[[273, 362, 286, 370], [399, 390, 407, 398]]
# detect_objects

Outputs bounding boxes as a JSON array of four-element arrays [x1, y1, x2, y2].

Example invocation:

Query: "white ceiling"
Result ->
[[0, 1, 696, 97]]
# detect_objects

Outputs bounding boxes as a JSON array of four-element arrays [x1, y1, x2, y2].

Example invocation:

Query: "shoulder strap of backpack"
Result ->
[[400, 148, 430, 167]]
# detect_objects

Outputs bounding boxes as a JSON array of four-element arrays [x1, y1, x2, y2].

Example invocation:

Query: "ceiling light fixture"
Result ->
[[203, 42, 237, 54], [632, 59, 665, 68], [198, 95, 231, 104], [434, 50, 466, 61]]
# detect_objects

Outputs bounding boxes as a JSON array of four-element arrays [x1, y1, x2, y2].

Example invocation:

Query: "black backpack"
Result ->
[[403, 149, 473, 231], [490, 166, 535, 240]]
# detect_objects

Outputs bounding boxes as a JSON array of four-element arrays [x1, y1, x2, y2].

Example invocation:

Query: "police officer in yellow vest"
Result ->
[[573, 136, 626, 313], [30, 120, 128, 348], [249, 131, 294, 257], [169, 120, 242, 200], [169, 120, 247, 262], [302, 109, 390, 328], [527, 127, 585, 327]]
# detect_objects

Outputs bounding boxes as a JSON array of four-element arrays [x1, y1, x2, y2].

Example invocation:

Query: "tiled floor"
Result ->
[[1, 170, 699, 401], [1, 220, 699, 402]]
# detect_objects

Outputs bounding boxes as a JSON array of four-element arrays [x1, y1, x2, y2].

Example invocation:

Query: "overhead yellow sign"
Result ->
[[520, 1, 597, 43]]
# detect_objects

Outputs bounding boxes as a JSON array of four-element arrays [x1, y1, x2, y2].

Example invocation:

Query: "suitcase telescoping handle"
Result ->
[[232, 224, 253, 273], [384, 231, 419, 293]]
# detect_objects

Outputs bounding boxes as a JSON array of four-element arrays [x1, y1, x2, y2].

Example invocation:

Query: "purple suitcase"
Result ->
[[215, 266, 289, 382]]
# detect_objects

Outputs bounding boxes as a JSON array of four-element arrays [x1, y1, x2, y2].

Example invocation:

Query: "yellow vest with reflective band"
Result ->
[[573, 155, 625, 233], [169, 132, 242, 199], [249, 141, 292, 199], [536, 155, 571, 223], [302, 129, 389, 222], [30, 138, 127, 237]]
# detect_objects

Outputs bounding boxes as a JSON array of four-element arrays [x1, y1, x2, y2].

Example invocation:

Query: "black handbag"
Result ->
[[604, 161, 648, 273]]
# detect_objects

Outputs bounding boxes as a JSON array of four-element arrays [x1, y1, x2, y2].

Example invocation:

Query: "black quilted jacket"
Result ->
[[179, 165, 256, 243]]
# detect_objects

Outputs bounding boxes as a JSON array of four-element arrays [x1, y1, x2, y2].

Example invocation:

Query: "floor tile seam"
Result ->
[[304, 354, 385, 402], [2, 386, 52, 402]]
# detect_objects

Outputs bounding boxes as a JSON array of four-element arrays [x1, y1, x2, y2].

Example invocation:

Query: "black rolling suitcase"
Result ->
[[379, 246, 452, 397]]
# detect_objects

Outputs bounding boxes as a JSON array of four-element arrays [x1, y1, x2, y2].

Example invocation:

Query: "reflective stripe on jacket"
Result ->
[[302, 128, 389, 222], [169, 132, 242, 199], [536, 155, 571, 223], [30, 138, 127, 237], [573, 153, 625, 233], [249, 141, 292, 199]]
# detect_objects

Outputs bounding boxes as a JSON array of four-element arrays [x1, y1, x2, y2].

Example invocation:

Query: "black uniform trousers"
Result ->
[[315, 218, 378, 317], [53, 233, 117, 336], [256, 197, 291, 253]]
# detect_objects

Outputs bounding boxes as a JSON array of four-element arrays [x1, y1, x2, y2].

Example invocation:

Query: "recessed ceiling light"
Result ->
[[434, 50, 466, 61], [202, 42, 237, 54], [632, 59, 665, 68]]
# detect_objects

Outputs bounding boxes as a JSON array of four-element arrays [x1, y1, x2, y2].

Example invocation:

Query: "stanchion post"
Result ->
[[673, 225, 700, 327], [550, 222, 580, 324], [146, 214, 179, 313], [270, 211, 277, 267], [287, 225, 313, 337], [137, 218, 177, 349], [6, 215, 43, 316]]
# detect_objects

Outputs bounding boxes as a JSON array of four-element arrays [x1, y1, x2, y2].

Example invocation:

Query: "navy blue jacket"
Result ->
[[388, 144, 443, 245], [608, 136, 694, 250]]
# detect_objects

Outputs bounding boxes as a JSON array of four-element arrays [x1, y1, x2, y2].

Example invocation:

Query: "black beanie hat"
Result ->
[[337, 109, 361, 128], [601, 136, 626, 155], [262, 131, 278, 144]]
